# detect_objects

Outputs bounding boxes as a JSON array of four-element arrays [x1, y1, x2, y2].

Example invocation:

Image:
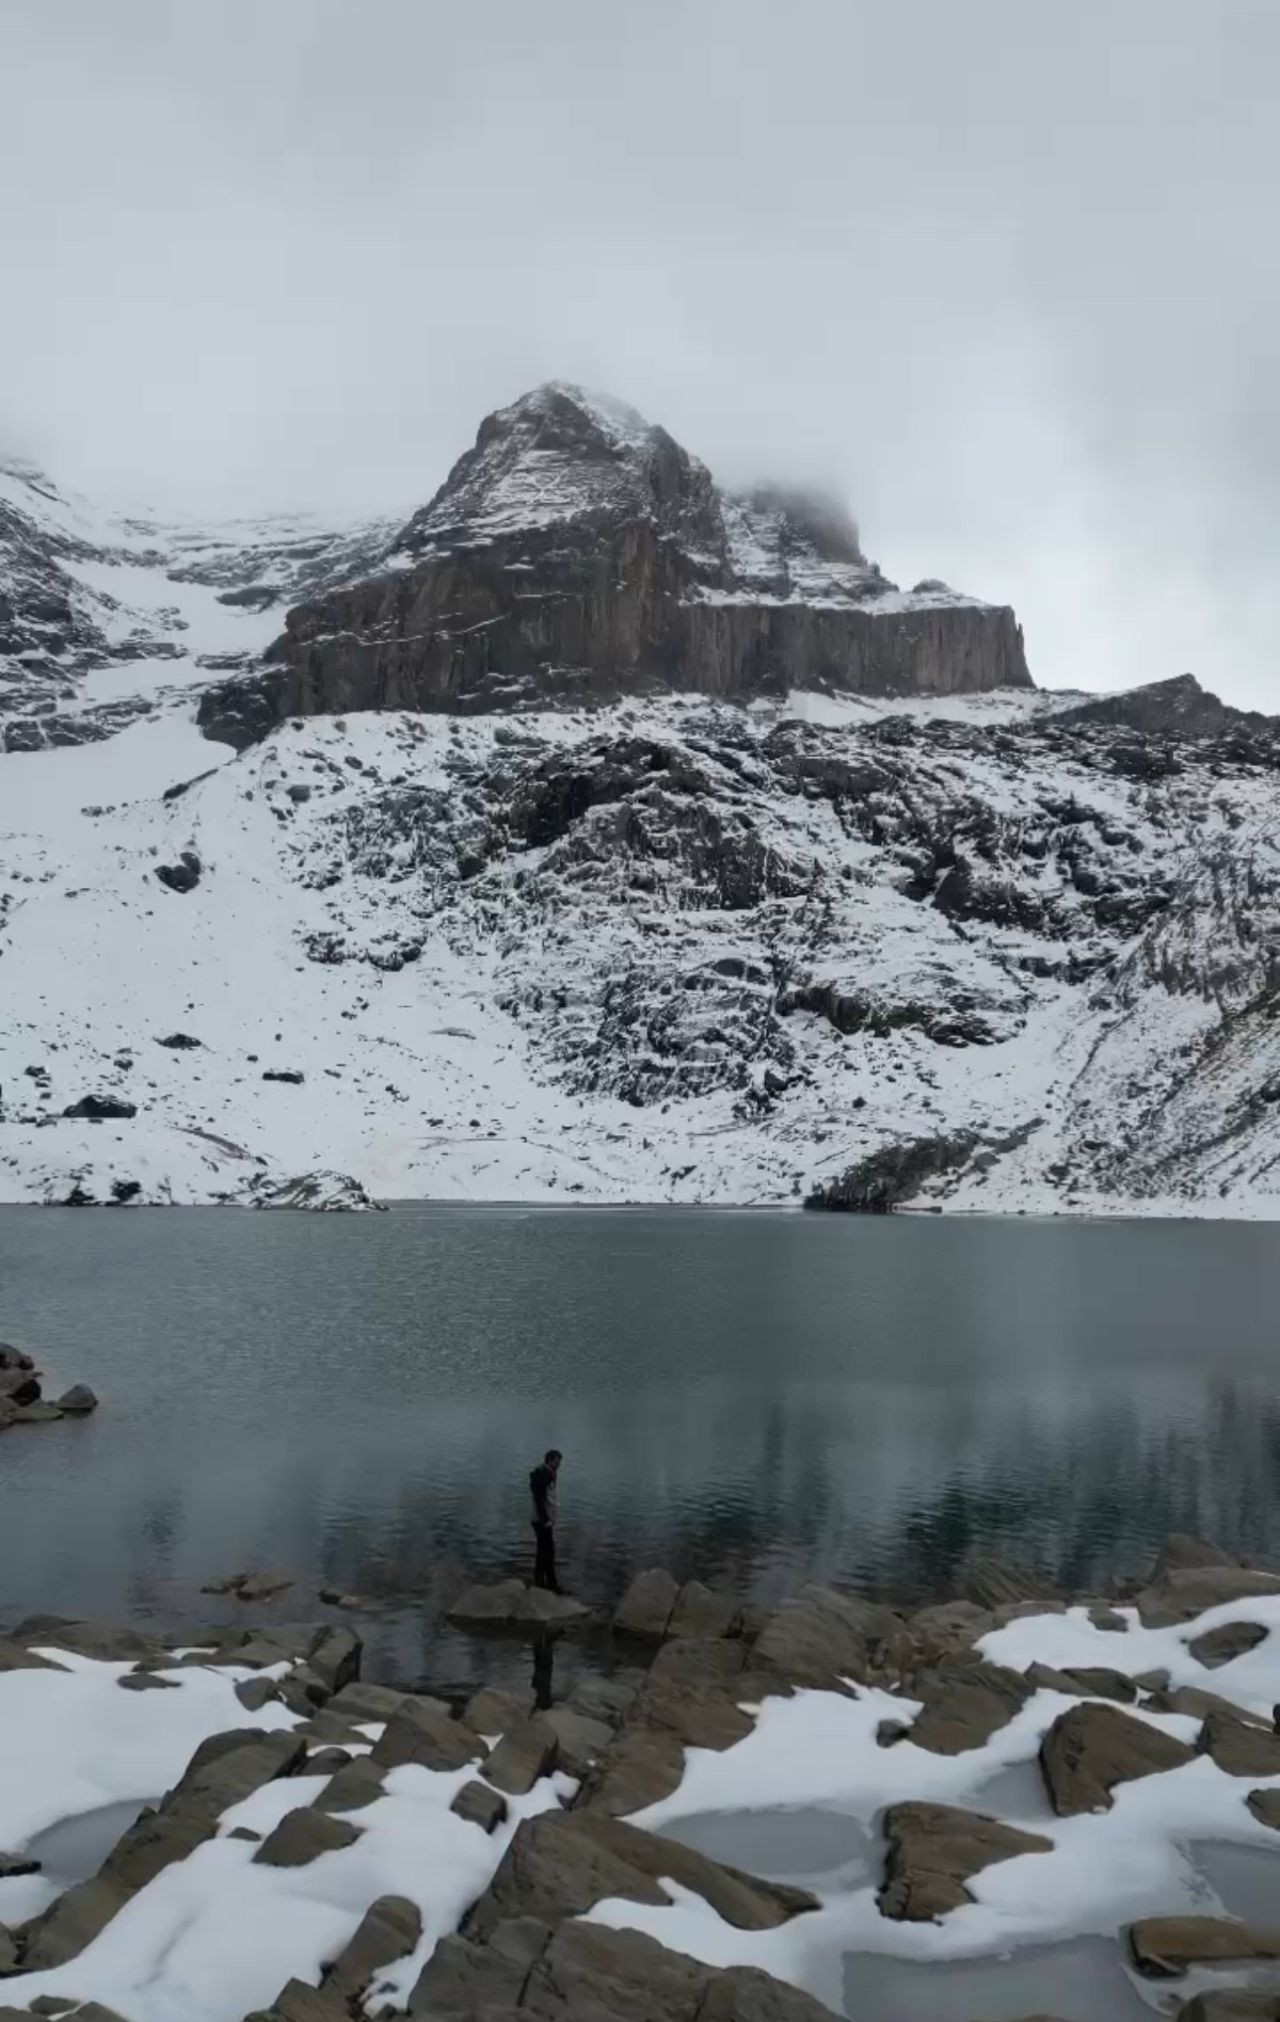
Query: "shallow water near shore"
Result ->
[[4, 1204, 1280, 1689]]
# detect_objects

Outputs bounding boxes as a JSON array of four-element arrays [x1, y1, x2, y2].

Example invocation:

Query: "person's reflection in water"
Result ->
[[531, 1630, 556, 1710]]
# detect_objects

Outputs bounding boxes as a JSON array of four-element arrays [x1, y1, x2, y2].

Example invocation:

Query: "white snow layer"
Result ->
[[7, 1599, 1280, 2020], [3, 681, 1280, 1214], [0, 1647, 560, 2022]]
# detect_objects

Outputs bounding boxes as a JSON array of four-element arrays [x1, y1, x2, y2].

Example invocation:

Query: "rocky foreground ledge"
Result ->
[[5, 1539, 1280, 2021], [0, 1343, 96, 1434]]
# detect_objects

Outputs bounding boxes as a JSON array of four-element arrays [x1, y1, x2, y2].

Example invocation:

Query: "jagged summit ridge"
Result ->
[[397, 380, 724, 562], [197, 381, 1030, 745]]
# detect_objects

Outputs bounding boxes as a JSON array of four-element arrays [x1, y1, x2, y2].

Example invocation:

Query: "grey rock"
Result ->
[[18, 1805, 213, 1969], [0, 1343, 35, 1370], [1135, 1567, 1280, 1627], [959, 1553, 1062, 1612], [254, 1806, 362, 1867], [235, 1674, 281, 1712], [312, 1756, 387, 1814], [0, 1638, 61, 1671], [667, 1580, 741, 1642], [753, 1584, 902, 1686], [467, 1809, 818, 1941], [579, 1725, 686, 1815], [613, 1568, 680, 1639], [53, 1384, 98, 1414], [450, 1780, 510, 1833], [465, 1685, 533, 1738], [482, 1714, 560, 1796], [1025, 1661, 1137, 1703], [1188, 1620, 1269, 1668], [167, 1726, 309, 1817], [0, 1367, 41, 1404], [410, 1917, 552, 2014], [1246, 1788, 1280, 1831], [1197, 1709, 1280, 1777], [905, 1599, 994, 1655], [1177, 1997, 1280, 2022], [1146, 1684, 1267, 1724], [908, 1654, 1031, 1754], [116, 1670, 178, 1691], [1130, 1915, 1280, 1975], [538, 1706, 615, 1779], [878, 1801, 1052, 1920], [324, 1892, 422, 2001], [304, 1747, 353, 1777], [327, 1680, 410, 1722], [564, 1672, 642, 1727], [245, 1976, 349, 2022], [371, 1698, 481, 1773], [1155, 1534, 1243, 1576], [448, 1579, 591, 1630], [1040, 1701, 1196, 1814], [0, 1851, 39, 1877]]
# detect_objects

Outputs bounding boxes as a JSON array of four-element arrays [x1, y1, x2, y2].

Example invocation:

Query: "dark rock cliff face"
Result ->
[[197, 383, 1030, 748]]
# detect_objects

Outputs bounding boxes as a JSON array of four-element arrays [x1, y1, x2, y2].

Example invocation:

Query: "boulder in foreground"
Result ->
[[1039, 1701, 1195, 1814], [878, 1801, 1052, 1920]]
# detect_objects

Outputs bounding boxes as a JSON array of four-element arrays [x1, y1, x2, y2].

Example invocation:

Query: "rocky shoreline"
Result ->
[[0, 1343, 96, 1435], [4, 1538, 1280, 2020]]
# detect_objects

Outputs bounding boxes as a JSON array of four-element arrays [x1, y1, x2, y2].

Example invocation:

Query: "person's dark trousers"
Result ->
[[532, 1521, 559, 1593]]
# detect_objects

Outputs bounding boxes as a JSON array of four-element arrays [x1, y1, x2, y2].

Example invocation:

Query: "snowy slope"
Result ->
[[3, 665, 1280, 1213], [3, 388, 1279, 1215], [0, 457, 396, 749]]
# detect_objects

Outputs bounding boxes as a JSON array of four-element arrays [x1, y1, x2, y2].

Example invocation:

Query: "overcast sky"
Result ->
[[3, 0, 1278, 703]]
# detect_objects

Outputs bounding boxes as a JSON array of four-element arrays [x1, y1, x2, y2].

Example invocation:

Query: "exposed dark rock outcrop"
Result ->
[[197, 382, 1029, 746]]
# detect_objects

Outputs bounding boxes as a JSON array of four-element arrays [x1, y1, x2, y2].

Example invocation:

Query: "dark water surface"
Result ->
[[3, 1205, 1279, 1691]]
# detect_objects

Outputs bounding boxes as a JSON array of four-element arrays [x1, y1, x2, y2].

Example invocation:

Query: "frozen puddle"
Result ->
[[25, 1796, 155, 1887], [966, 1757, 1057, 1826], [661, 1806, 878, 1886], [842, 1934, 1161, 2022], [1188, 1838, 1280, 1929]]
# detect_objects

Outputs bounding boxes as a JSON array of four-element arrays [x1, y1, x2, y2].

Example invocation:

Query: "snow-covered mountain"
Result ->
[[2, 385, 1279, 1215]]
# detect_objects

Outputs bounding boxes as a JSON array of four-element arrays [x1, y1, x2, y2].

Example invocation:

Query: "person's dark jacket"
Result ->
[[530, 1464, 557, 1527]]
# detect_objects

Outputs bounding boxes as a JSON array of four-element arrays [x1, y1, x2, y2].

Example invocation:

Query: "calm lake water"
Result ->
[[3, 1205, 1279, 1692]]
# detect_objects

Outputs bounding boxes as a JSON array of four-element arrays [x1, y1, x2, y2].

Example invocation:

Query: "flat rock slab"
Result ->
[[466, 1808, 817, 1942], [668, 1580, 741, 1641], [254, 1807, 362, 1866], [451, 1780, 510, 1833], [1025, 1661, 1137, 1703], [421, 1916, 843, 2022], [1040, 1701, 1195, 1814], [448, 1579, 591, 1629], [613, 1568, 680, 1639], [323, 1892, 422, 2000], [465, 1685, 533, 1737], [1130, 1915, 1280, 1975], [1247, 1788, 1280, 1831], [879, 1802, 1053, 1921], [1198, 1711, 1280, 1777], [169, 1727, 309, 1818], [371, 1698, 480, 1773], [1188, 1621, 1270, 1668], [1146, 1685, 1268, 1724], [753, 1585, 902, 1687], [328, 1681, 412, 1722], [312, 1756, 387, 1814], [1179, 1998, 1280, 2022], [1156, 1535, 1244, 1576], [246, 1976, 349, 2022], [482, 1716, 559, 1796], [537, 1705, 615, 1779], [960, 1553, 1062, 1611], [1136, 1568, 1280, 1627], [908, 1655, 1032, 1755]]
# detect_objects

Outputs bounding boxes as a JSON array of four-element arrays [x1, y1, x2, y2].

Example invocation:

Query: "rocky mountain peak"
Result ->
[[397, 380, 722, 563]]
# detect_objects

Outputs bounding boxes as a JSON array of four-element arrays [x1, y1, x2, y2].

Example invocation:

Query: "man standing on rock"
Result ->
[[530, 1448, 563, 1593]]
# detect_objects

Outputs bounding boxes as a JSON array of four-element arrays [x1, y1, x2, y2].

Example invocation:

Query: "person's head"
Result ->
[[545, 1448, 562, 1475]]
